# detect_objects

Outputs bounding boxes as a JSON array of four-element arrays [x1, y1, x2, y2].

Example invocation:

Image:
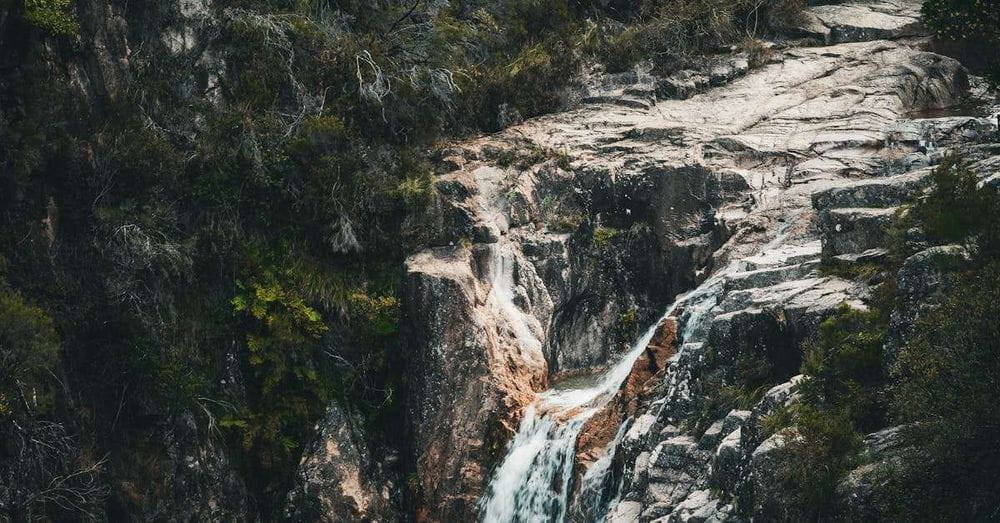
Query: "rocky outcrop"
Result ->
[[886, 244, 971, 354], [403, 246, 547, 519], [398, 0, 997, 518], [582, 6, 989, 521], [776, 0, 925, 44], [285, 404, 399, 522]]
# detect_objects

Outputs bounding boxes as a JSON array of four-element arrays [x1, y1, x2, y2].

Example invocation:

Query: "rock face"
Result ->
[[344, 0, 988, 519], [285, 404, 399, 522], [511, 2, 995, 521], [576, 318, 679, 474]]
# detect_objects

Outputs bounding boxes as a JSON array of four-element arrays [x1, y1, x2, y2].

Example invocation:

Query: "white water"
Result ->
[[488, 243, 544, 354], [479, 265, 734, 523]]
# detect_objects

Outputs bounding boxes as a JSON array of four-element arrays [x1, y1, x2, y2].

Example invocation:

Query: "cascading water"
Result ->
[[479, 265, 735, 523]]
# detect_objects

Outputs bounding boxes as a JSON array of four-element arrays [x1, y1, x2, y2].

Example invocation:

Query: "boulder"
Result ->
[[285, 404, 398, 522], [810, 0, 925, 44], [643, 436, 711, 519], [660, 489, 734, 522], [818, 207, 897, 257]]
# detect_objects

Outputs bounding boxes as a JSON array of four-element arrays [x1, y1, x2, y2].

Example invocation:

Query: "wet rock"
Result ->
[[403, 247, 547, 520], [643, 436, 711, 519], [576, 319, 679, 473]]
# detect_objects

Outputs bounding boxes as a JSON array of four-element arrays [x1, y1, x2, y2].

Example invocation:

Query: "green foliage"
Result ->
[[818, 259, 881, 282], [884, 262, 1000, 520], [768, 405, 862, 520], [922, 0, 1000, 42], [23, 0, 78, 35], [799, 305, 886, 432], [922, 0, 1000, 85], [232, 274, 327, 392], [612, 306, 639, 346], [348, 291, 400, 339], [918, 155, 992, 244], [762, 305, 885, 517], [0, 291, 60, 418], [686, 352, 775, 434], [593, 227, 621, 248], [229, 266, 331, 459], [598, 0, 801, 73]]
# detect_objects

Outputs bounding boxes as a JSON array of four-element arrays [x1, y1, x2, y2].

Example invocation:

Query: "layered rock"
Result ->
[[395, 0, 996, 519], [582, 5, 991, 521]]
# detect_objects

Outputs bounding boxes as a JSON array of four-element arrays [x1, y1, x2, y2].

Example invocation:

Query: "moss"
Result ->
[[593, 227, 621, 248], [23, 0, 78, 35], [0, 291, 60, 418]]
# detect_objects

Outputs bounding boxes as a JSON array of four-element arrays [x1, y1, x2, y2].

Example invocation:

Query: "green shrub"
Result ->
[[922, 0, 1000, 85], [0, 291, 60, 418], [768, 405, 862, 520], [761, 305, 885, 517], [885, 262, 1000, 520], [593, 227, 620, 248], [916, 154, 1000, 260], [799, 305, 886, 432], [23, 0, 78, 35], [922, 0, 1000, 42]]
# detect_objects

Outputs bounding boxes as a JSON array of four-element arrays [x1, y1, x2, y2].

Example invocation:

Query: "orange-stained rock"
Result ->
[[573, 317, 679, 477]]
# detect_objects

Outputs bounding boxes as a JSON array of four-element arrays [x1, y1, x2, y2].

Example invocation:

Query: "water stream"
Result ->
[[479, 264, 734, 523]]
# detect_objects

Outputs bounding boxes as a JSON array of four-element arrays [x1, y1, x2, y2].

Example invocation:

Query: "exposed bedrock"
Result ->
[[386, 4, 984, 521]]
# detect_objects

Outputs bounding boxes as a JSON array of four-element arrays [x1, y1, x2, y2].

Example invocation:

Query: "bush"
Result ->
[[762, 305, 885, 517], [23, 0, 78, 35], [799, 305, 886, 432], [916, 154, 1000, 260], [593, 227, 621, 248], [0, 291, 60, 418], [768, 405, 862, 520], [922, 0, 1000, 85], [885, 262, 1000, 520]]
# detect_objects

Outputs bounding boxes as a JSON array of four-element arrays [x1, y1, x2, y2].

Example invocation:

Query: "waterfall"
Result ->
[[488, 243, 543, 354], [479, 265, 734, 523]]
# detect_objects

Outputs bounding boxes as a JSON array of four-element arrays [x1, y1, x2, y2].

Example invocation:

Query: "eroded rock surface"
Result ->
[[397, 1, 998, 520], [286, 404, 399, 522]]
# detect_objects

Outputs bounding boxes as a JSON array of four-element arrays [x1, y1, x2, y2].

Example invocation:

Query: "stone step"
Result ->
[[724, 260, 821, 292], [831, 247, 890, 265], [811, 168, 930, 211], [580, 95, 652, 110], [737, 240, 822, 272], [716, 276, 858, 318]]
